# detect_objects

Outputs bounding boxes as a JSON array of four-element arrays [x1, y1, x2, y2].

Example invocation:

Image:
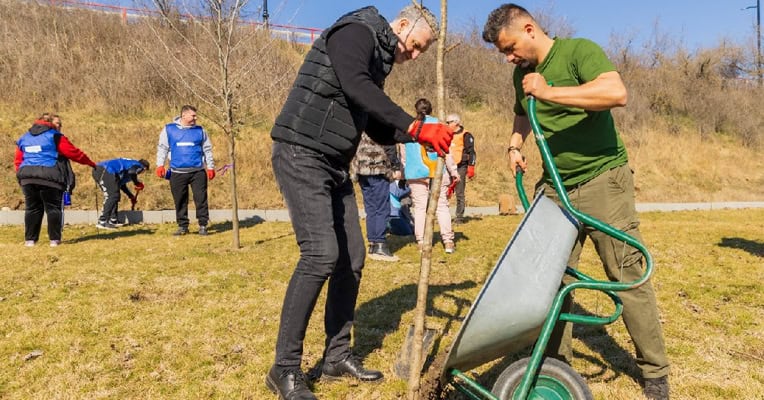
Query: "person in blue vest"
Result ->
[[402, 98, 460, 254], [92, 158, 149, 229], [14, 113, 96, 247], [155, 105, 216, 236]]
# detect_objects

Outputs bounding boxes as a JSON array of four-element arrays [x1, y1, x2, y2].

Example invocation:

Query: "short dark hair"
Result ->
[[482, 3, 533, 44], [414, 98, 433, 120], [180, 105, 197, 115], [138, 159, 150, 169]]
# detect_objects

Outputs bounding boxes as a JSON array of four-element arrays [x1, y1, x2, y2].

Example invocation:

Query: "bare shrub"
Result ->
[[0, 2, 762, 212]]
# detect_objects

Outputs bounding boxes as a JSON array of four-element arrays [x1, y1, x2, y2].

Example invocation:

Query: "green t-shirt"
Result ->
[[513, 38, 628, 187]]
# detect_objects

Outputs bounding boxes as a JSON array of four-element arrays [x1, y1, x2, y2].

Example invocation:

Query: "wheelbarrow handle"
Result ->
[[525, 95, 654, 292]]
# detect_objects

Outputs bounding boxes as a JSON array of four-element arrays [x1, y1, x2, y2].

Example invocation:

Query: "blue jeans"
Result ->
[[358, 174, 390, 243], [271, 141, 366, 368]]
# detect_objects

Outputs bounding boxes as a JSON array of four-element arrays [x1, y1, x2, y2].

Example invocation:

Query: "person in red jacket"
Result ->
[[15, 113, 96, 247]]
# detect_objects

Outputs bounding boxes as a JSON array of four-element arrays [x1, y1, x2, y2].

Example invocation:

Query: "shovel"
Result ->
[[394, 324, 439, 379]]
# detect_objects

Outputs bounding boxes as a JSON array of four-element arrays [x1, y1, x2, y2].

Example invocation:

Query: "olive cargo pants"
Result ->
[[539, 164, 670, 379]]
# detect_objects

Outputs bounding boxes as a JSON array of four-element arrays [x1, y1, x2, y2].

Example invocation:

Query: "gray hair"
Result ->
[[395, 4, 439, 34], [446, 113, 461, 124]]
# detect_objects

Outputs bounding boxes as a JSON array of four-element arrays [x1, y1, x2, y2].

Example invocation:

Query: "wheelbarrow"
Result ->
[[440, 97, 655, 399]]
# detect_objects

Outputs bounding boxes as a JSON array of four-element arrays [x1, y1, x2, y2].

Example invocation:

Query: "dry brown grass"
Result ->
[[3, 103, 763, 212], [0, 209, 762, 399], [1, 2, 763, 211]]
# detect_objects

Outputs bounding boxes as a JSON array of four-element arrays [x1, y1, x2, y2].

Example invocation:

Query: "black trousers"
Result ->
[[455, 164, 468, 219], [271, 141, 366, 368], [93, 166, 121, 223], [21, 183, 64, 242], [169, 169, 209, 228]]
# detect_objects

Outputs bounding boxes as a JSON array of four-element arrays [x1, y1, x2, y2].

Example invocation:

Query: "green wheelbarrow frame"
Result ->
[[443, 96, 654, 399]]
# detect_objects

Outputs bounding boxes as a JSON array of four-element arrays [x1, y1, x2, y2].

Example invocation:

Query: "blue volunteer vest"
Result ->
[[166, 124, 205, 169], [403, 116, 439, 180], [99, 158, 142, 175], [18, 130, 59, 168]]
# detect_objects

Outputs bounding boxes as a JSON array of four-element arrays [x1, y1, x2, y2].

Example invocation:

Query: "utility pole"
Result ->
[[262, 0, 269, 30], [745, 0, 762, 85]]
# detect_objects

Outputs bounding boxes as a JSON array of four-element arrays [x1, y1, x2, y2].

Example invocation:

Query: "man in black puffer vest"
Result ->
[[268, 5, 453, 400]]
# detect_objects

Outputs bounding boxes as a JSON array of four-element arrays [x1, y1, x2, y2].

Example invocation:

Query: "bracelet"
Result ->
[[507, 146, 522, 154]]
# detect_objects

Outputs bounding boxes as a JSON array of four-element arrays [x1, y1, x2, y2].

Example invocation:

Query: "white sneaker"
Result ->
[[49, 240, 62, 247], [444, 241, 455, 254], [24, 240, 35, 247], [96, 221, 118, 230]]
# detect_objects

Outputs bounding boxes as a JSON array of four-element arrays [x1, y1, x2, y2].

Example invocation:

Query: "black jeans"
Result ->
[[271, 141, 366, 368], [93, 166, 120, 223], [169, 169, 209, 228], [21, 183, 63, 242], [455, 164, 468, 219]]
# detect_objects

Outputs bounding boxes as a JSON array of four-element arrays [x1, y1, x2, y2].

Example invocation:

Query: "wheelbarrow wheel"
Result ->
[[491, 357, 592, 400]]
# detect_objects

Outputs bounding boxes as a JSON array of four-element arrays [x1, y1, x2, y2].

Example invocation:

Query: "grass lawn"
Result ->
[[1, 209, 762, 399]]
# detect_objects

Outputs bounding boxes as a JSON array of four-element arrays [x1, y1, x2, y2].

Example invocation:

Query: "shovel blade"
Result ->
[[394, 325, 439, 379]]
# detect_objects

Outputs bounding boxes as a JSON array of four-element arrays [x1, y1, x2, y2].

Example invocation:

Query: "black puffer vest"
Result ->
[[270, 6, 397, 165]]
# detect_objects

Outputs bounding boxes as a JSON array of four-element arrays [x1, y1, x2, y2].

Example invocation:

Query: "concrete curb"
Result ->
[[1, 202, 763, 225]]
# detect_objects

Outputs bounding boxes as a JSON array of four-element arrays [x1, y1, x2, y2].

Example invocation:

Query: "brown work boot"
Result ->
[[643, 376, 669, 400]]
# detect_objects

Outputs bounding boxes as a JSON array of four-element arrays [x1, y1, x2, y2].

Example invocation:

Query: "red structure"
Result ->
[[48, 0, 322, 43]]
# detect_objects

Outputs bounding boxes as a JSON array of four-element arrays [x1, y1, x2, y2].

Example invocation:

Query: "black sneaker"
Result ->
[[96, 221, 118, 230], [368, 242, 399, 262], [173, 227, 189, 236], [453, 217, 465, 225], [109, 220, 125, 227], [198, 226, 208, 236], [643, 376, 670, 400], [321, 354, 384, 382], [265, 366, 316, 400]]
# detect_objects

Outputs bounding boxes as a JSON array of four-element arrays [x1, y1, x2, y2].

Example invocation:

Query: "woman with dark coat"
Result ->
[[14, 113, 96, 247]]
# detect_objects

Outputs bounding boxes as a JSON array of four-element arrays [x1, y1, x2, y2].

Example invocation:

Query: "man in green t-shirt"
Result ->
[[482, 4, 670, 400]]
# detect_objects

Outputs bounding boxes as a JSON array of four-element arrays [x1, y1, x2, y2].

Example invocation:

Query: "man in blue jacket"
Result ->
[[92, 158, 149, 229], [155, 105, 216, 236]]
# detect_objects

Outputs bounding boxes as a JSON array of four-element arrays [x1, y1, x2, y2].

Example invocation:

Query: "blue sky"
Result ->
[[252, 0, 761, 50]]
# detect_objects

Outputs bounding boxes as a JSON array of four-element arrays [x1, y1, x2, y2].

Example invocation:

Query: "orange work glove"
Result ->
[[155, 166, 166, 179], [408, 120, 453, 157], [467, 165, 475, 179], [206, 169, 216, 180]]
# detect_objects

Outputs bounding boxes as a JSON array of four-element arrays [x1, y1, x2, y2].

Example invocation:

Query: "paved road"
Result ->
[[1, 202, 762, 226]]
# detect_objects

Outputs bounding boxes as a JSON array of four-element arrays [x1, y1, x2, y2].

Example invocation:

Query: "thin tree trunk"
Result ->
[[228, 133, 240, 248], [407, 1, 447, 398]]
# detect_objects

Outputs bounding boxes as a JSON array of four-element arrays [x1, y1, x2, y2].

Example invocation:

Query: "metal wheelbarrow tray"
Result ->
[[442, 192, 580, 377]]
